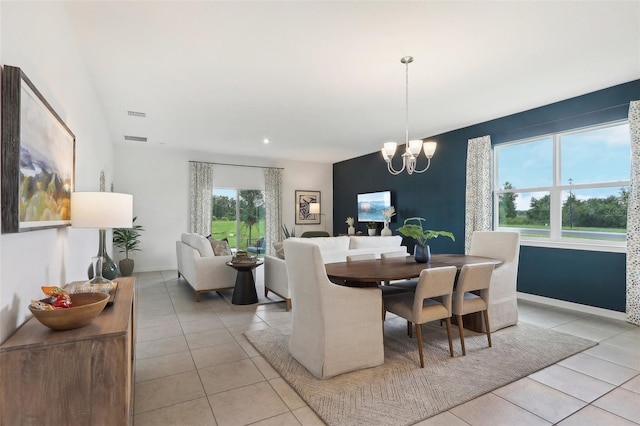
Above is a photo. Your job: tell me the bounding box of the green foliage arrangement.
[282,224,296,239]
[396,217,455,247]
[113,216,145,259]
[367,221,377,229]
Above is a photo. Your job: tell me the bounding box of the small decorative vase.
[119,258,135,277]
[414,244,431,263]
[368,228,377,236]
[348,225,355,235]
[381,221,392,236]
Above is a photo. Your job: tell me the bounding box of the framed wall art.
[295,190,321,225]
[1,65,75,233]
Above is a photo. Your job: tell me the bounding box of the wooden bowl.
[29,292,110,331]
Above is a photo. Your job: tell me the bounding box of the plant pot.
[414,245,431,263]
[368,228,377,236]
[119,258,135,277]
[348,226,355,235]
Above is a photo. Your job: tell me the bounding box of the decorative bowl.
[29,292,110,331]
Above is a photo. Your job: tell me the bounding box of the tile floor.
[133,270,640,426]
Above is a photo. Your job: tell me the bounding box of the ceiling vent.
[124,135,147,142]
[127,110,146,118]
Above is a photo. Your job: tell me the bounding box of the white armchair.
[469,231,520,331]
[284,239,384,379]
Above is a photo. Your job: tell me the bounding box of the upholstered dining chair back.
[412,266,457,324]
[346,253,375,262]
[380,251,409,260]
[469,231,520,331]
[283,239,384,379]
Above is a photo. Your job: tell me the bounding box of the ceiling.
[63,1,640,164]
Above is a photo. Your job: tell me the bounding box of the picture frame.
[295,190,321,225]
[1,65,76,233]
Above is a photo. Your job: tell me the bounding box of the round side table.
[225,260,264,305]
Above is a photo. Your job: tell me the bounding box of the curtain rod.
[189,160,284,170]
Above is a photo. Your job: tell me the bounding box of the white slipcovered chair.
[469,231,520,332]
[284,239,384,379]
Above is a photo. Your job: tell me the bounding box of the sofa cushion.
[349,235,402,249]
[182,233,215,257]
[209,238,232,256]
[273,241,285,259]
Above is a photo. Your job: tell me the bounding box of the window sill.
[520,238,626,253]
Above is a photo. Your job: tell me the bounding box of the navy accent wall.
[333,80,640,312]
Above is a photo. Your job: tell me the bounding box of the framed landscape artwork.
[1,65,75,233]
[295,190,320,225]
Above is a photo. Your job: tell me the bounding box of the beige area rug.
[217,285,284,306]
[245,317,597,426]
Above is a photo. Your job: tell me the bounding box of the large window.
[211,188,265,254]
[494,121,630,251]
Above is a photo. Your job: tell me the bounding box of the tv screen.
[357,191,392,223]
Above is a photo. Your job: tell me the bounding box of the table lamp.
[71,192,133,290]
[309,202,326,232]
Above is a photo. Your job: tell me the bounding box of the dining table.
[325,253,502,333]
[324,253,502,287]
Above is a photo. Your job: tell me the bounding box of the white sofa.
[265,235,406,311]
[175,233,237,301]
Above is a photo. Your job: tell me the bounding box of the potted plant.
[396,217,455,263]
[113,216,144,276]
[367,221,377,236]
[345,217,355,235]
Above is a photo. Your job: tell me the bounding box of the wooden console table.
[0,277,136,425]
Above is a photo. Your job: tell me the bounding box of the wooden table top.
[324,254,502,284]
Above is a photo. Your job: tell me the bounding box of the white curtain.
[465,135,493,254]
[189,161,215,236]
[264,168,283,256]
[627,100,640,325]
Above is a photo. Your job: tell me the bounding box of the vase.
[88,229,118,280]
[381,221,392,236]
[414,244,431,263]
[348,225,355,235]
[119,258,135,277]
[368,228,377,236]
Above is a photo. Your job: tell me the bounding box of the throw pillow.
[208,237,232,256]
[273,241,285,259]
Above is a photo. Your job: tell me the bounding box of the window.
[211,188,265,255]
[494,121,630,251]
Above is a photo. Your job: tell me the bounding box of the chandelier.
[381,56,437,175]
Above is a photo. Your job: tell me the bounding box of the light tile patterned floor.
[133,270,640,426]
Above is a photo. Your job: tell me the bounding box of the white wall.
[113,143,333,272]
[0,2,114,341]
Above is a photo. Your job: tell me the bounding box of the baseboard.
[517,292,627,322]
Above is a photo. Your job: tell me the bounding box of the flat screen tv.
[357,190,392,223]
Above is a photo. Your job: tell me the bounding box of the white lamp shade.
[408,139,423,155]
[71,192,133,228]
[383,142,397,157]
[423,141,437,157]
[309,202,320,214]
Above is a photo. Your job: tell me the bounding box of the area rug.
[218,284,284,306]
[245,317,597,426]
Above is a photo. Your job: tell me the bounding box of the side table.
[226,260,264,305]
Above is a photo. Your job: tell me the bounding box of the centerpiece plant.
[396,217,455,263]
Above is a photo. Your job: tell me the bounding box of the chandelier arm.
[386,158,405,175]
[411,157,432,174]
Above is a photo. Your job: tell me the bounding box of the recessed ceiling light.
[263,138,270,144]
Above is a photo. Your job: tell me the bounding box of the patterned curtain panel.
[264,168,283,256]
[627,100,640,325]
[464,135,493,254]
[189,161,215,236]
